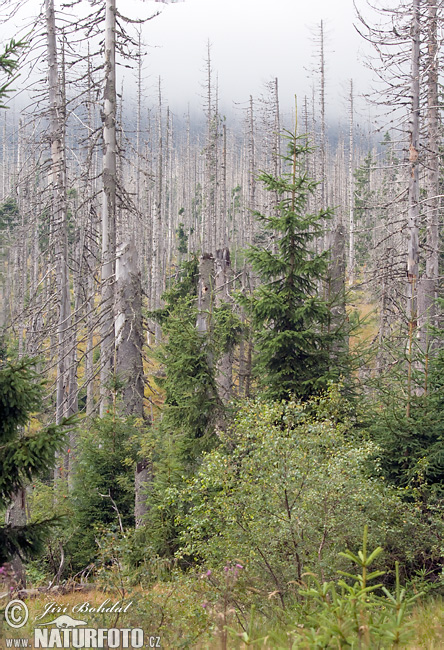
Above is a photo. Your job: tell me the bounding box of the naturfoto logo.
[4,599,160,649]
[34,626,145,649]
[32,599,146,648]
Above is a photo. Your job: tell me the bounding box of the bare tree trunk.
[238,267,252,398]
[134,458,151,529]
[273,77,281,180]
[1,114,6,200]
[85,48,98,417]
[115,239,144,416]
[247,95,256,248]
[319,20,326,212]
[100,0,118,414]
[114,239,148,527]
[150,80,163,343]
[220,123,227,248]
[5,490,27,588]
[418,0,439,359]
[215,248,232,403]
[406,0,421,415]
[46,0,77,489]
[203,43,218,254]
[47,0,70,423]
[348,79,355,285]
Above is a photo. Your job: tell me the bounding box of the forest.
[0,0,444,647]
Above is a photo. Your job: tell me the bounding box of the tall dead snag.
[46,0,74,425]
[215,248,232,404]
[202,43,219,254]
[319,20,326,212]
[151,79,163,344]
[115,239,144,415]
[348,79,355,286]
[100,0,117,414]
[114,239,147,527]
[418,0,439,362]
[247,95,256,248]
[406,0,421,415]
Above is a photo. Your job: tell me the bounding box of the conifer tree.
[241,131,343,401]
[0,358,69,564]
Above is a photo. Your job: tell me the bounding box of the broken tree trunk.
[215,248,233,404]
[114,239,148,528]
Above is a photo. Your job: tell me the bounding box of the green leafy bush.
[175,388,440,604]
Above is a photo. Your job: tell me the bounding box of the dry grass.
[407,597,444,649]
[2,588,444,649]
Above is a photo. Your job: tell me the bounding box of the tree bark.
[115,239,148,528]
[5,489,27,588]
[348,79,355,286]
[100,0,117,415]
[406,0,421,413]
[115,239,144,416]
[418,0,439,356]
[215,248,232,403]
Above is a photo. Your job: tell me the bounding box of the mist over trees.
[0,0,443,646]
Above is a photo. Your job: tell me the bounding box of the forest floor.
[1,587,444,648]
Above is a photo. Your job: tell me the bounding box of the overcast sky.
[1,0,374,125]
[134,0,372,121]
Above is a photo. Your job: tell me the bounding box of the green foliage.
[365,348,444,502]
[175,389,439,603]
[26,478,73,579]
[284,528,420,648]
[140,260,225,558]
[204,529,424,648]
[0,358,70,563]
[213,302,243,356]
[0,520,62,567]
[176,220,188,255]
[151,255,199,325]
[240,131,342,401]
[150,257,221,459]
[0,357,43,443]
[67,414,139,570]
[0,197,19,231]
[0,38,25,108]
[155,305,219,455]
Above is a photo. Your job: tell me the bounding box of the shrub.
[175,387,441,604]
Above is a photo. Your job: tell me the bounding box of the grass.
[407,597,444,649]
[2,586,444,648]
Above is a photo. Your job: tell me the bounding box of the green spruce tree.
[0,358,70,564]
[241,131,343,401]
[139,259,221,557]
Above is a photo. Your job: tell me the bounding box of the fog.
[1,0,375,125]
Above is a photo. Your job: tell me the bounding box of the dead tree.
[100,0,118,414]
[215,248,232,403]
